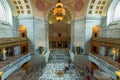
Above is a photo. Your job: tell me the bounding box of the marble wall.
[0,21,13,38]
[17,16,35,54]
[12,16,19,37]
[102,21,120,38]
[73,17,86,53]
[99,46,105,56]
[34,18,46,54]
[73,16,102,54]
[0,15,107,55]
[17,16,48,54]
[85,16,102,54]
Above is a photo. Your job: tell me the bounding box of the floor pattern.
[39,50,81,80]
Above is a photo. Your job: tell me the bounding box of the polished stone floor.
[39,50,81,80]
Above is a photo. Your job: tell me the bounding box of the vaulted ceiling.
[7,0,112,19]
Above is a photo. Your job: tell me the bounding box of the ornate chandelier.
[53,0,66,21]
[56,15,63,21]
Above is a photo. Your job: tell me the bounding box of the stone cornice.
[17,15,45,20]
[91,37,120,48]
[0,37,28,48]
[86,15,103,20]
[74,15,105,22]
[75,16,86,22]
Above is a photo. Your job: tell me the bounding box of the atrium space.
[0,0,120,80]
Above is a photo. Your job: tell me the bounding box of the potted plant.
[39,46,44,54]
[76,46,83,54]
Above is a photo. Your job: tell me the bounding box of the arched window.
[0,0,12,24]
[107,0,120,25]
[0,1,7,22]
[112,1,120,22]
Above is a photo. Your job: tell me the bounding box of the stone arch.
[107,0,119,25]
[0,0,12,25]
[18,25,27,37]
[44,3,75,21]
[92,25,101,38]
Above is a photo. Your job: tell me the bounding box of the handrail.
[0,53,31,80]
[89,53,119,71]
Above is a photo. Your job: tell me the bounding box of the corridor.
[39,50,81,80]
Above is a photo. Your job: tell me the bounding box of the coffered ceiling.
[7,0,112,18]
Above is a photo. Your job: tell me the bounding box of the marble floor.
[39,50,81,80]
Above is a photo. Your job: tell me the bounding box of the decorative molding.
[75,16,86,21]
[17,16,34,20]
[86,15,103,20]
[91,37,120,48]
[0,37,28,48]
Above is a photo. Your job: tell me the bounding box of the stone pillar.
[99,46,106,56]
[14,46,20,56]
[17,46,20,55]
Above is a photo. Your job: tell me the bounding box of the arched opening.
[49,21,71,49]
[92,26,101,38]
[48,8,72,49]
[0,0,12,24]
[107,0,120,24]
[18,25,27,37]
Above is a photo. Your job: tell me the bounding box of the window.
[0,1,12,24]
[0,1,7,22]
[112,1,120,22]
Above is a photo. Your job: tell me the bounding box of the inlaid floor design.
[39,50,81,80]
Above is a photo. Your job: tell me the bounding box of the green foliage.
[75,46,83,54]
[76,46,81,54]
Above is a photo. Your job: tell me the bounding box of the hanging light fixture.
[56,15,63,21]
[53,0,66,21]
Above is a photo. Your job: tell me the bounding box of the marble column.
[99,46,106,56]
[14,46,20,56]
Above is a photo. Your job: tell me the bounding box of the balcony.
[0,37,28,48]
[0,37,28,44]
[0,53,31,80]
[89,53,117,80]
[92,38,120,48]
[92,38,120,44]
[0,55,23,69]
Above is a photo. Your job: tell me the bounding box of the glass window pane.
[0,1,7,22]
[113,1,120,21]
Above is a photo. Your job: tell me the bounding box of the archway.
[18,25,27,37]
[48,8,71,49]
[92,26,101,38]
